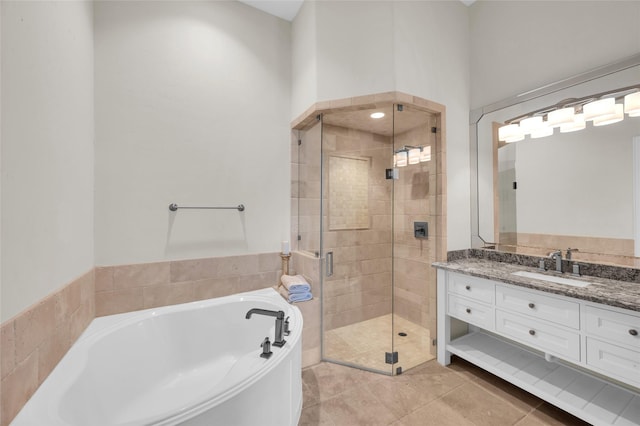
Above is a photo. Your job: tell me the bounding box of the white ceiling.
[238,0,476,22]
[238,0,304,21]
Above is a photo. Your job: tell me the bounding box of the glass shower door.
[391,104,438,372]
[320,105,395,374]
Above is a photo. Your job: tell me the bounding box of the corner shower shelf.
[447,331,640,426]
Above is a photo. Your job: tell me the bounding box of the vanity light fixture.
[408,148,421,165]
[497,84,640,142]
[625,91,640,117]
[370,112,385,119]
[395,150,408,167]
[593,103,624,126]
[519,116,544,134]
[420,146,431,162]
[498,123,524,142]
[531,122,554,138]
[583,97,616,122]
[393,145,432,167]
[560,113,586,133]
[547,107,575,127]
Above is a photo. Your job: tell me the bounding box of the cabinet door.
[586,337,640,388]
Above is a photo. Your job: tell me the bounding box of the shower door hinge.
[385,351,398,364]
[316,114,322,122]
[298,139,302,146]
[432,339,437,346]
[297,235,302,241]
[431,127,437,133]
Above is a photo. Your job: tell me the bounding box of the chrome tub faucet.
[245,308,287,347]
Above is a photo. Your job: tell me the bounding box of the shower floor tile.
[324,314,434,374]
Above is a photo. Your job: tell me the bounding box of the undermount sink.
[511,271,591,288]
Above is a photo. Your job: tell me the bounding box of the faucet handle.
[260,337,272,359]
[284,316,291,336]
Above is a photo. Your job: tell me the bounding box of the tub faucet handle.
[260,337,273,359]
[284,316,291,336]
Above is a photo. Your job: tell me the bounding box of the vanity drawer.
[448,273,494,304]
[585,305,640,350]
[448,294,494,330]
[495,310,580,362]
[495,285,580,329]
[586,337,640,388]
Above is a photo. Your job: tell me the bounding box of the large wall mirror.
[471,54,640,267]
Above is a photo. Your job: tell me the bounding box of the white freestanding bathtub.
[11,288,303,426]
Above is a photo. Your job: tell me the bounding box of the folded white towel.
[280,274,311,293]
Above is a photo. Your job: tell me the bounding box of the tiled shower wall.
[393,121,438,333]
[321,124,394,331]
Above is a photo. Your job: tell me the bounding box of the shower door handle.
[326,251,334,277]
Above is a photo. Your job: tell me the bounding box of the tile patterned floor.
[300,357,590,426]
[324,315,435,373]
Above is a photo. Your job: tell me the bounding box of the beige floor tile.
[321,386,399,426]
[301,359,587,426]
[439,381,528,426]
[393,398,476,426]
[299,402,336,426]
[514,403,591,426]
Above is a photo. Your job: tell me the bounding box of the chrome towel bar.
[169,203,245,212]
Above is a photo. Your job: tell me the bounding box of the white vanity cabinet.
[437,269,640,426]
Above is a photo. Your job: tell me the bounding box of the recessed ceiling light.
[370,112,385,119]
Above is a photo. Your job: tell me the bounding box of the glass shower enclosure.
[295,102,438,375]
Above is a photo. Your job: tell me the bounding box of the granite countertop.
[433,258,640,313]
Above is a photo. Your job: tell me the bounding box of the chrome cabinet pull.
[465,285,471,290]
[326,251,334,277]
[528,303,535,309]
[465,308,471,314]
[529,329,536,336]
[630,329,638,336]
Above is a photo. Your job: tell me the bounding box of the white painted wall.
[1,1,94,321]
[314,0,395,103]
[393,0,470,251]
[291,0,317,119]
[94,1,291,265]
[470,1,640,109]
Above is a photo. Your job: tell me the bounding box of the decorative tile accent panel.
[0,269,95,426]
[328,155,370,230]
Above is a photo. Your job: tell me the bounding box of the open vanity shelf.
[436,267,640,426]
[448,331,640,426]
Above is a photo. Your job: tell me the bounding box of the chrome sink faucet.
[549,250,562,273]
